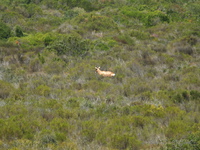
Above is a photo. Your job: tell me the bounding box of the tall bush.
[15,25,24,37]
[0,22,11,39]
[47,34,91,56]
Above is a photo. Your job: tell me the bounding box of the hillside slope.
[0,0,200,149]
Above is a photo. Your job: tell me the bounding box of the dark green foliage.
[65,9,79,20]
[190,90,200,100]
[0,22,11,39]
[171,90,200,103]
[47,35,90,56]
[92,40,111,51]
[66,98,80,108]
[15,25,24,37]
[44,35,53,47]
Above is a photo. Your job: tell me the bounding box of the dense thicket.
[0,0,200,149]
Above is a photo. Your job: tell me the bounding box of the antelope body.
[95,67,115,77]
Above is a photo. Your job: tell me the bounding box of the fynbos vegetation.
[0,0,200,149]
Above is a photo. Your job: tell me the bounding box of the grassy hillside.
[0,0,200,149]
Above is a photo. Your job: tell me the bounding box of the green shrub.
[47,34,90,56]
[56,108,75,119]
[50,118,71,133]
[43,59,66,74]
[55,132,67,142]
[171,90,190,103]
[92,40,110,51]
[83,80,112,93]
[127,0,155,5]
[44,35,54,47]
[145,11,170,26]
[32,15,63,31]
[29,57,42,72]
[130,29,150,40]
[40,131,57,145]
[73,13,118,32]
[24,3,43,18]
[170,90,200,103]
[65,9,78,19]
[0,114,37,140]
[174,44,194,55]
[0,80,14,99]
[167,132,200,150]
[61,0,93,11]
[166,120,190,139]
[167,139,193,150]
[110,133,141,150]
[186,2,200,22]
[165,106,186,119]
[95,116,143,149]
[144,104,166,117]
[0,10,24,26]
[9,33,50,48]
[35,85,51,97]
[37,53,45,64]
[64,7,85,20]
[15,25,23,37]
[113,33,135,45]
[0,22,11,39]
[187,131,200,150]
[66,97,80,108]
[182,72,200,85]
[91,39,117,51]
[121,6,169,26]
[81,120,100,143]
[190,90,200,101]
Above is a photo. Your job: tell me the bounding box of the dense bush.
[73,13,118,32]
[0,80,14,99]
[47,34,91,56]
[167,132,200,150]
[14,25,24,37]
[121,6,169,26]
[0,22,11,39]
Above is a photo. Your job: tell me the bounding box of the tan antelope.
[95,67,115,77]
